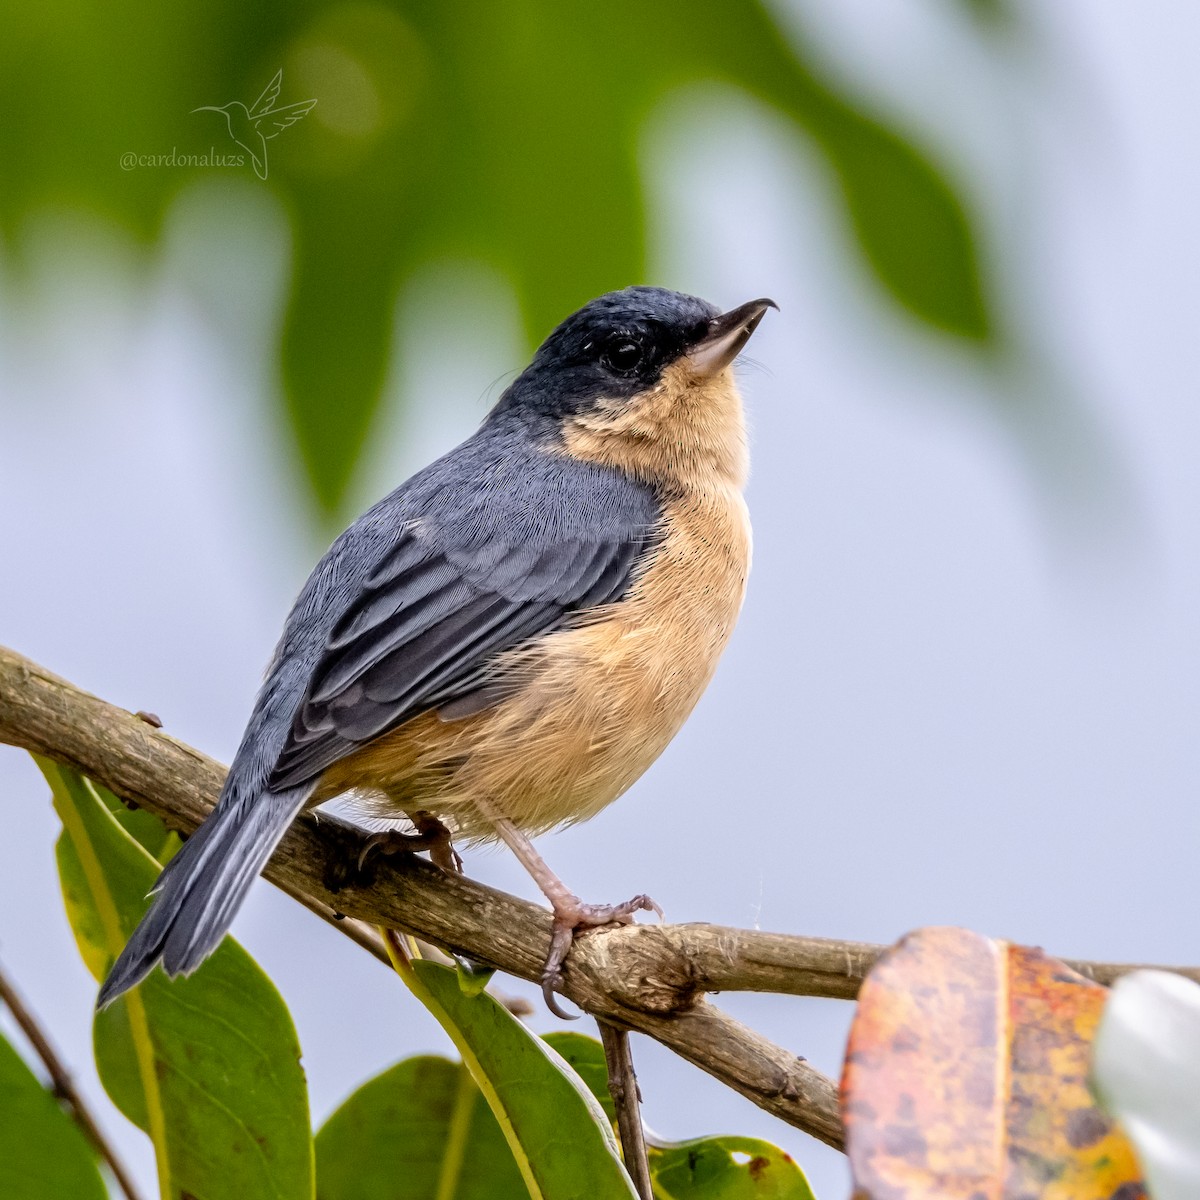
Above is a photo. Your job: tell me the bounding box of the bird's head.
[496,286,776,488]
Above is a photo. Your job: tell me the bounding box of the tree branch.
[599,1022,653,1200]
[2,645,1196,1153]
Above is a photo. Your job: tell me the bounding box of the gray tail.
[97,785,311,1008]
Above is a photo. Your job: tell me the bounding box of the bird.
[98,285,775,1013]
[193,70,316,181]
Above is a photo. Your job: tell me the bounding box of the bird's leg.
[357,811,463,874]
[473,798,661,1016]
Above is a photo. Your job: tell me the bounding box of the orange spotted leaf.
[840,926,1145,1200]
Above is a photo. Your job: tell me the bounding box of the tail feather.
[97,786,312,1008]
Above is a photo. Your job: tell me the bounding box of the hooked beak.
[684,298,778,379]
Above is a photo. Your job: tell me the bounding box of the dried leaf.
[841,926,1145,1200]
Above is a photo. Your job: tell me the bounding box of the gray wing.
[267,527,653,790]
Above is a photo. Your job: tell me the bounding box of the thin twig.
[599,1022,654,1200]
[0,960,148,1200]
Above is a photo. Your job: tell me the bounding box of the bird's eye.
[600,336,645,375]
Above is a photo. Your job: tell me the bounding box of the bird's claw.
[540,893,661,1018]
[542,923,579,1019]
[355,820,463,876]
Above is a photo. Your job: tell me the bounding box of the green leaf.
[543,1031,617,1123]
[0,1032,107,1200]
[316,1035,617,1199]
[454,958,495,997]
[315,1054,528,1200]
[394,953,637,1200]
[95,781,180,864]
[650,1137,815,1200]
[319,1027,816,1200]
[40,757,315,1200]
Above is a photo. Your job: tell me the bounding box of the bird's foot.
[465,796,661,1017]
[542,893,663,1019]
[356,814,463,876]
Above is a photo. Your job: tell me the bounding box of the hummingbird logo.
[193,70,316,180]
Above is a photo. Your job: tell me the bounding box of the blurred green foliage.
[958,0,1017,31]
[0,1,993,519]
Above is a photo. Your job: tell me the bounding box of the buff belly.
[315,487,750,842]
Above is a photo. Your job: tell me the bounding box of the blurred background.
[1,1,1197,1195]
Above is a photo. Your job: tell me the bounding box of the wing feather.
[267,526,654,791]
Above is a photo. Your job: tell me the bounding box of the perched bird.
[99,286,774,1011]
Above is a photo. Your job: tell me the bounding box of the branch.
[0,958,148,1200]
[2,645,1197,1152]
[599,1022,653,1200]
